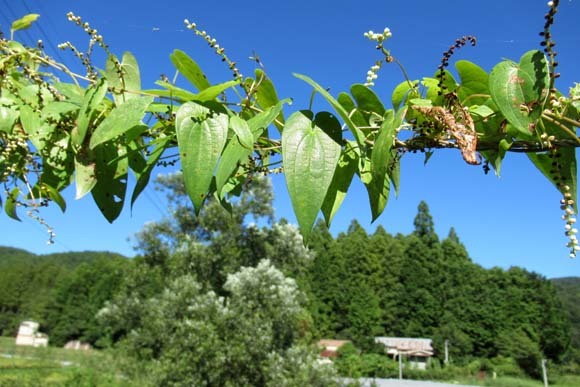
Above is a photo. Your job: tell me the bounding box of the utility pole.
[542,358,549,387]
[444,340,449,365]
[399,353,403,380]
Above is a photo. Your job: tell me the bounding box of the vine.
[0,2,578,255]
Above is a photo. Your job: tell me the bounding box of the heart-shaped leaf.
[282,111,341,239]
[89,96,153,149]
[489,50,549,137]
[175,102,228,214]
[170,49,211,92]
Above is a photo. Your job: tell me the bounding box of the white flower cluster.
[560,185,579,258]
[365,63,382,87]
[363,27,393,43]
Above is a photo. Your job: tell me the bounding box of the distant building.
[64,340,92,351]
[15,321,48,348]
[375,337,434,370]
[317,339,351,359]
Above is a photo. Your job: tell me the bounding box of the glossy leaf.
[529,148,577,212]
[175,102,229,214]
[282,111,341,239]
[365,109,401,220]
[255,69,284,130]
[247,99,290,133]
[149,81,198,101]
[74,153,97,199]
[90,96,153,149]
[170,49,211,91]
[392,80,418,111]
[294,73,364,147]
[456,60,490,106]
[11,14,39,33]
[91,143,128,223]
[5,188,21,221]
[20,105,53,151]
[337,92,367,128]
[489,50,549,137]
[0,106,18,133]
[74,78,108,147]
[131,136,172,208]
[371,110,395,186]
[321,142,358,225]
[230,116,254,149]
[351,84,385,117]
[195,79,240,102]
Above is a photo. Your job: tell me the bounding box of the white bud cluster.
[560,185,578,258]
[363,27,393,42]
[540,132,556,148]
[183,19,242,81]
[364,63,382,87]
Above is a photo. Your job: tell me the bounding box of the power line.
[22,0,68,64]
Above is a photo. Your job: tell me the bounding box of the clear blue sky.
[1,0,579,278]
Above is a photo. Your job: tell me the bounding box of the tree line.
[0,174,576,384]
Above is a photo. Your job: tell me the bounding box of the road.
[344,378,478,387]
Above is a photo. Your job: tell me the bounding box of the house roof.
[374,337,434,356]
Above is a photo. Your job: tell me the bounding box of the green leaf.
[392,80,418,111]
[360,153,390,223]
[91,143,128,223]
[282,111,341,239]
[195,79,240,102]
[351,84,385,117]
[74,153,97,199]
[11,14,40,34]
[5,188,21,221]
[469,105,495,118]
[294,73,365,147]
[371,110,395,186]
[230,116,254,149]
[74,78,108,147]
[0,106,18,133]
[89,96,153,149]
[175,102,229,214]
[489,50,550,137]
[131,136,171,209]
[246,98,291,133]
[151,81,198,101]
[528,148,577,212]
[170,49,211,91]
[44,185,66,213]
[104,51,141,105]
[337,92,367,128]
[456,60,490,106]
[321,141,358,225]
[20,105,53,151]
[255,69,284,130]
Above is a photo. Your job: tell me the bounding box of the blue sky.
[1,0,579,278]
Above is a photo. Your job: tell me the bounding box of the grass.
[0,336,134,386]
[453,374,580,387]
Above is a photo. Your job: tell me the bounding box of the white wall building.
[15,321,49,347]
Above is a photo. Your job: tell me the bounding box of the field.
[0,337,134,386]
[2,337,580,386]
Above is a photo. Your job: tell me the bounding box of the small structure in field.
[317,339,351,359]
[64,340,92,351]
[15,321,48,347]
[375,337,434,370]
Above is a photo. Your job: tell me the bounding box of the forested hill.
[0,246,127,268]
[552,277,580,353]
[0,247,129,340]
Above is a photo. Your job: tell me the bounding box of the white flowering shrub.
[100,260,333,386]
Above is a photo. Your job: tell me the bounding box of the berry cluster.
[437,35,477,94]
[184,19,242,82]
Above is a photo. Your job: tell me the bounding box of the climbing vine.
[0,1,578,254]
